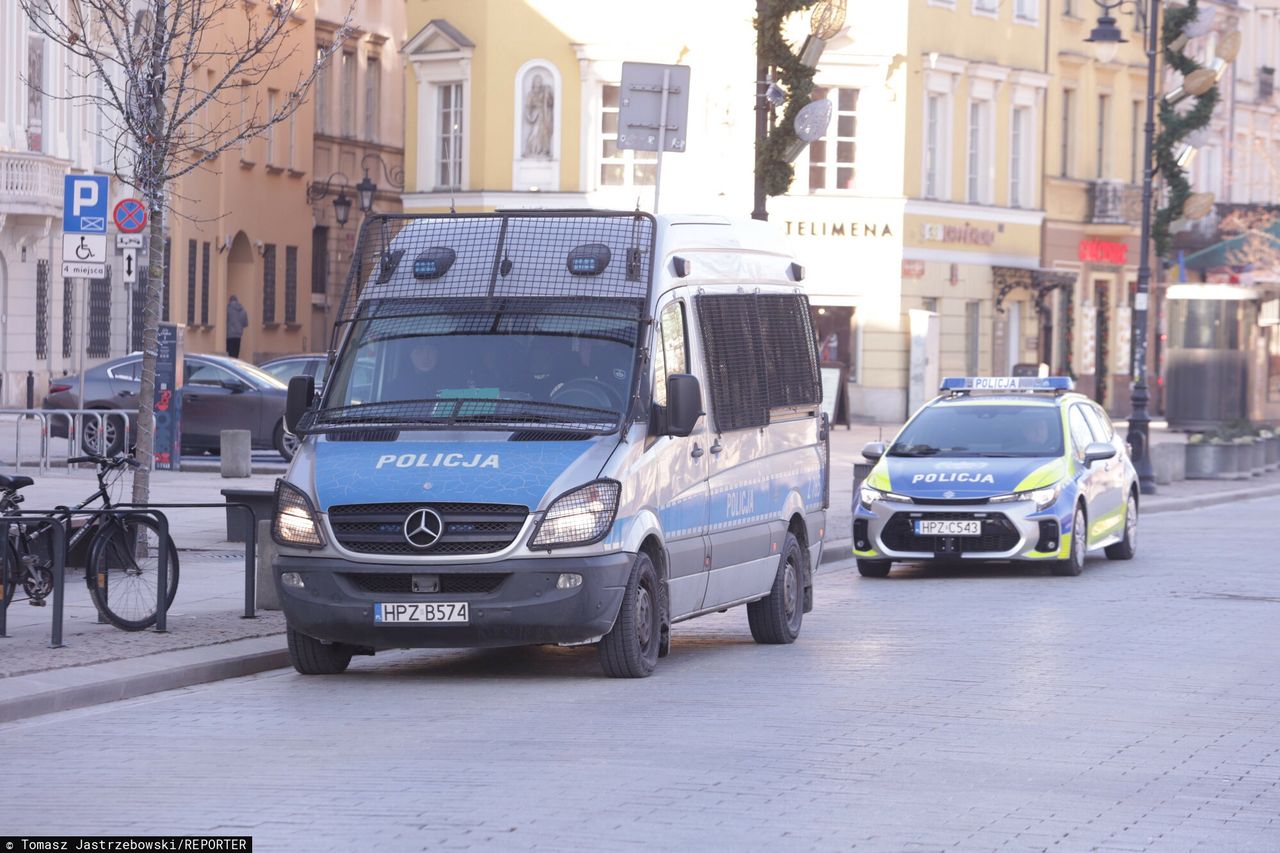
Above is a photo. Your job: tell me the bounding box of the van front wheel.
[598,551,661,678]
[287,627,353,675]
[748,533,804,644]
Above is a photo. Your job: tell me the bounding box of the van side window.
[653,301,688,406]
[696,293,820,431]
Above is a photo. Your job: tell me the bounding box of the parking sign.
[63,175,110,234]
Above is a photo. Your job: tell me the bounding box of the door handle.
[690,443,704,459]
[710,439,723,455]
[116,390,131,397]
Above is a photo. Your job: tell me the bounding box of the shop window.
[599,84,656,188]
[809,87,858,191]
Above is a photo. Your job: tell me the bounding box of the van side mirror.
[1084,441,1117,467]
[861,441,886,462]
[664,374,703,437]
[285,375,315,434]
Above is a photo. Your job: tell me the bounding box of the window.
[973,0,997,13]
[1068,405,1094,457]
[340,51,356,138]
[965,301,981,375]
[26,18,45,152]
[312,227,329,296]
[186,240,197,326]
[967,101,987,203]
[266,89,279,164]
[285,246,299,324]
[1060,89,1074,177]
[287,112,296,169]
[1130,100,1141,184]
[131,282,145,353]
[1096,94,1110,178]
[925,94,942,199]
[364,56,381,142]
[186,361,239,387]
[600,84,656,187]
[36,261,49,360]
[652,301,688,407]
[1015,0,1038,22]
[88,272,112,358]
[315,46,330,135]
[437,82,463,189]
[808,87,858,191]
[1010,107,1026,207]
[1084,403,1115,441]
[95,76,112,167]
[201,242,211,325]
[262,244,277,324]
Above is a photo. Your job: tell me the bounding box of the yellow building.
[397,1,1126,421]
[166,2,319,362]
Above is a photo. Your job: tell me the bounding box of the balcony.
[0,151,70,218]
[1088,179,1141,226]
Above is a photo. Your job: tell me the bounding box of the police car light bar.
[939,376,1074,393]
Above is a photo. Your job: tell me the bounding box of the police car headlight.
[531,480,621,549]
[990,483,1062,510]
[272,480,325,548]
[859,486,909,507]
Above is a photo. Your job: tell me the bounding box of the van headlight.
[272,480,325,548]
[531,480,621,549]
[989,482,1063,510]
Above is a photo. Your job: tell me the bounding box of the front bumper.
[853,498,1069,562]
[274,552,634,650]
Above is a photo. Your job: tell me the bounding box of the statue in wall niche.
[522,72,554,159]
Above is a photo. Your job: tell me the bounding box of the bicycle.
[1,454,179,631]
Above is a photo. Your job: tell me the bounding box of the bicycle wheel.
[2,538,16,610]
[87,515,180,631]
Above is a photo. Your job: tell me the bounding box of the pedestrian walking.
[226,295,248,358]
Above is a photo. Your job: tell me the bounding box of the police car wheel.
[1105,493,1138,561]
[287,627,353,675]
[748,533,804,644]
[857,559,891,578]
[599,551,660,678]
[1052,506,1087,577]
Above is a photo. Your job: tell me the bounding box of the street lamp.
[307,172,354,224]
[332,189,353,226]
[1086,0,1159,495]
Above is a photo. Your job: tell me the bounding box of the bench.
[220,487,275,543]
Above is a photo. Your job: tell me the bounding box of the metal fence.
[0,408,139,471]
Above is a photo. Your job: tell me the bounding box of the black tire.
[81,412,125,457]
[1,539,17,610]
[1052,505,1087,577]
[87,515,180,631]
[857,559,892,578]
[748,532,805,644]
[287,627,353,675]
[1105,492,1138,560]
[599,551,661,678]
[274,420,298,462]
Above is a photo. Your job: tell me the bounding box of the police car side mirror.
[664,374,703,437]
[285,375,315,434]
[861,441,886,462]
[1084,442,1116,467]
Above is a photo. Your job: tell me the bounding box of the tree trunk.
[129,178,165,506]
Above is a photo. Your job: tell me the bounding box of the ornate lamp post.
[307,173,354,225]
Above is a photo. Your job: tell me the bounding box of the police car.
[853,377,1138,577]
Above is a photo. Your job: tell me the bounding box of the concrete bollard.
[220,429,253,478]
[1151,443,1185,486]
[255,519,281,611]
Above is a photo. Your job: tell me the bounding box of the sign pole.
[654,68,671,215]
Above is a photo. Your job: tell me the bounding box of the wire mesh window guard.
[696,293,821,432]
[201,242,211,325]
[36,260,49,360]
[61,278,73,359]
[131,283,145,352]
[185,240,197,325]
[87,268,111,357]
[263,244,277,324]
[285,246,299,324]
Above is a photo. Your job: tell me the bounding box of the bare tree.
[20,0,349,504]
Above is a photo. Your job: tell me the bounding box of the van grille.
[345,573,508,595]
[880,512,1019,554]
[327,502,528,556]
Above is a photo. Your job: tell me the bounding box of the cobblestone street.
[3,497,1278,851]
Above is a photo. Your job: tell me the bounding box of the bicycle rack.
[114,502,259,619]
[0,508,169,644]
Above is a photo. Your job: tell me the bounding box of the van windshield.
[888,403,1065,458]
[313,297,642,433]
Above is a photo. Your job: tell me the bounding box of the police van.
[272,211,829,678]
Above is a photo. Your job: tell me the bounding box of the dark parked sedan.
[258,353,328,389]
[45,353,296,460]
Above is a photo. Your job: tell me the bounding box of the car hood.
[310,438,601,512]
[870,455,1068,499]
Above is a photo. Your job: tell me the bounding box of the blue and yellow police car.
[853,377,1138,577]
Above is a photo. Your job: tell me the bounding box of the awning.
[1182,220,1280,271]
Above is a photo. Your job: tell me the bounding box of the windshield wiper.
[888,444,943,457]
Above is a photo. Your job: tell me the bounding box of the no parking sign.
[113,198,148,233]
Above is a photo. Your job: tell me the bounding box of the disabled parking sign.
[63,175,109,234]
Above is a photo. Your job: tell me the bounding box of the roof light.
[412,247,456,280]
[567,243,611,276]
[939,376,1074,392]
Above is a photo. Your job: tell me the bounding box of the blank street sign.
[616,62,691,153]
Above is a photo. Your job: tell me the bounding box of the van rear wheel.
[598,551,660,678]
[287,627,353,675]
[748,533,804,644]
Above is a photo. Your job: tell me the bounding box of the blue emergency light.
[940,376,1074,392]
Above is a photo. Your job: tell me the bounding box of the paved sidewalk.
[2,430,1278,724]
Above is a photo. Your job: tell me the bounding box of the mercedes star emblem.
[403,507,444,549]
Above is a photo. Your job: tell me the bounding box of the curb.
[0,635,288,725]
[1142,482,1280,515]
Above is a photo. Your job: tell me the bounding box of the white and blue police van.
[272,211,829,677]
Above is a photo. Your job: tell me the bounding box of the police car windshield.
[889,403,1064,458]
[319,297,641,428]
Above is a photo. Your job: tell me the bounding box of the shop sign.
[921,222,996,246]
[901,260,925,278]
[784,220,894,238]
[1078,238,1128,265]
